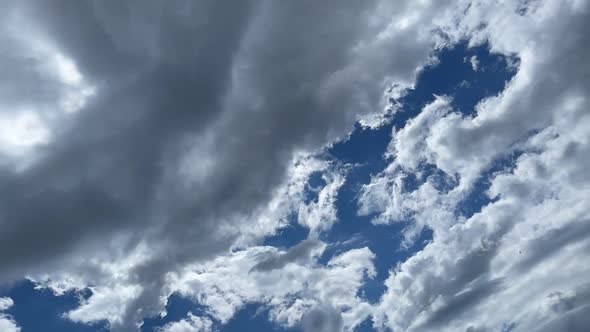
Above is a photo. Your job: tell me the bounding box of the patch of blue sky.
[315,42,518,308]
[263,213,310,249]
[307,170,328,193]
[219,303,297,332]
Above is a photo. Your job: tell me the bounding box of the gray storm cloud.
[0,0,435,330]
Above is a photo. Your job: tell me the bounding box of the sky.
[0,1,589,332]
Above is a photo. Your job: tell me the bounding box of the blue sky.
[0,1,589,332]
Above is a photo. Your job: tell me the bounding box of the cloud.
[251,239,324,272]
[66,283,142,327]
[531,283,590,332]
[156,313,213,332]
[169,244,375,330]
[467,55,479,71]
[301,304,343,332]
[2,0,587,331]
[0,297,20,332]
[357,0,590,331]
[0,0,442,330]
[0,298,13,311]
[297,170,346,233]
[0,317,20,332]
[358,96,459,244]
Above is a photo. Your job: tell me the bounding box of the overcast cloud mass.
[0,0,588,331]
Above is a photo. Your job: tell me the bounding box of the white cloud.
[469,55,479,71]
[66,284,143,328]
[168,244,375,331]
[0,318,20,332]
[0,110,50,156]
[297,169,346,233]
[233,153,333,246]
[157,313,213,332]
[0,297,20,332]
[359,96,461,244]
[28,155,354,330]
[0,297,14,311]
[388,95,452,172]
[359,0,590,331]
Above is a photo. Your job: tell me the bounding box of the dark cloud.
[0,0,434,330]
[0,0,257,278]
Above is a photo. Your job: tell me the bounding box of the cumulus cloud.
[168,243,375,330]
[0,297,20,332]
[297,170,347,233]
[156,313,213,332]
[358,0,590,331]
[358,96,460,243]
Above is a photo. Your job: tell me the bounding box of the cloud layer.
[0,0,588,331]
